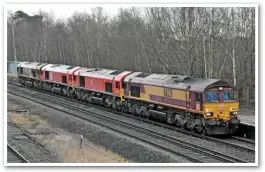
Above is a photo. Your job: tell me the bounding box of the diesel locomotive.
[16,61,240,135]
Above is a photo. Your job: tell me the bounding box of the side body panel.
[124,81,200,113]
[20,67,32,78]
[85,76,105,92]
[51,72,63,83]
[140,84,191,109]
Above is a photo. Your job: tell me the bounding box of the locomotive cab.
[203,87,240,135]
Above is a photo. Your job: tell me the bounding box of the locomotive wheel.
[134,110,139,116]
[120,106,126,113]
[62,88,67,96]
[77,91,82,100]
[69,90,74,98]
[181,123,186,130]
[190,127,195,133]
[131,109,136,116]
[104,99,108,108]
[51,86,55,94]
[104,97,112,108]
[87,95,92,103]
[201,128,207,136]
[166,114,173,124]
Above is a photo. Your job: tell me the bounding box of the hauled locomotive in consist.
[16,61,240,135]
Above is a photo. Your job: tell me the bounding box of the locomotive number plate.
[164,88,173,98]
[219,105,224,113]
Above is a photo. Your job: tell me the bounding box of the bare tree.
[7,7,256,106]
[7,11,17,61]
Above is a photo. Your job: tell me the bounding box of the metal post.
[80,135,83,148]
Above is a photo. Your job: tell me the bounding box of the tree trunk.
[232,45,237,86]
[20,44,23,61]
[96,21,101,68]
[208,7,214,78]
[141,42,152,73]
[231,8,237,86]
[58,34,62,64]
[11,25,17,61]
[43,27,47,63]
[85,44,91,67]
[203,37,207,78]
[74,40,79,65]
[24,22,29,61]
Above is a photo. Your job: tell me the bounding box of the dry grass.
[7,73,18,78]
[40,135,130,163]
[9,112,130,163]
[9,112,47,128]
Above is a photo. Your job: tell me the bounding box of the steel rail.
[7,144,30,163]
[230,136,255,145]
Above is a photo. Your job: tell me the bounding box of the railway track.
[230,136,255,145]
[7,81,255,153]
[7,84,252,163]
[7,144,29,163]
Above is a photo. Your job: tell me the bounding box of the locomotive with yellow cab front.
[122,73,240,135]
[203,86,240,135]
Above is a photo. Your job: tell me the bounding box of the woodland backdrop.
[7,7,256,107]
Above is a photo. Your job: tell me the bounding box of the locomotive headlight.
[206,112,214,117]
[230,111,238,115]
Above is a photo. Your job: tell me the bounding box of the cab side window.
[19,67,23,74]
[45,71,49,80]
[32,69,36,77]
[116,82,120,89]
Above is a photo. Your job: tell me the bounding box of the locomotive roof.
[42,64,80,73]
[78,68,115,77]
[164,78,232,92]
[125,72,232,92]
[123,72,144,82]
[74,67,98,75]
[78,68,129,78]
[18,62,46,69]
